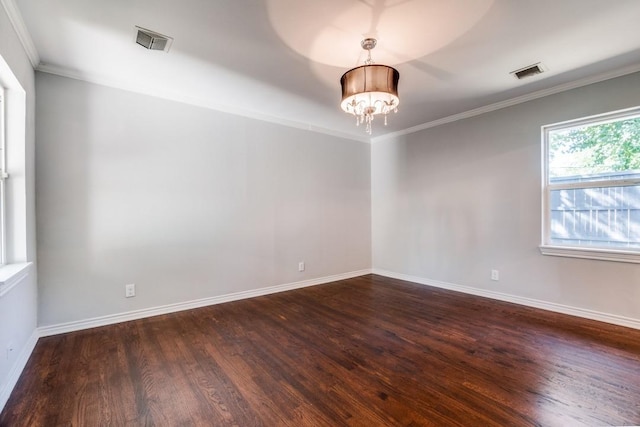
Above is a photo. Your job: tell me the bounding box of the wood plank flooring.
[2,274,640,426]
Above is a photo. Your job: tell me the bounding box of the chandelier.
[340,38,400,135]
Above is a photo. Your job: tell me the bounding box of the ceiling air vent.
[134,26,173,52]
[510,63,545,80]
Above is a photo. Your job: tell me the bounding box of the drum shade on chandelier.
[340,38,400,135]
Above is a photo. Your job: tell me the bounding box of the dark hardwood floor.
[2,274,640,426]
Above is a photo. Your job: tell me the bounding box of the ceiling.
[10,0,640,141]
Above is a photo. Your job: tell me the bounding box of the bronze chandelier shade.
[339,39,400,134]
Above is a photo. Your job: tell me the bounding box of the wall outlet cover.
[125,283,136,298]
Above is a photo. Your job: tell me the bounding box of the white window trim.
[539,245,640,263]
[540,105,640,263]
[0,53,29,291]
[0,261,31,298]
[0,86,5,265]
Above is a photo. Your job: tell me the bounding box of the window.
[541,106,640,262]
[0,54,31,295]
[0,86,5,265]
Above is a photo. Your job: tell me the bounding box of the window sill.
[0,262,32,298]
[539,245,640,264]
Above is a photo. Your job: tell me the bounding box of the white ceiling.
[10,0,640,140]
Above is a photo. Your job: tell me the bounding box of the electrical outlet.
[491,270,499,281]
[298,261,305,272]
[125,283,136,298]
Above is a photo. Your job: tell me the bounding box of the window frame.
[540,106,640,263]
[0,53,31,298]
[0,86,5,265]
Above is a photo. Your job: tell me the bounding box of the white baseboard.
[1,269,371,413]
[0,329,39,412]
[38,269,373,337]
[15,267,638,416]
[372,269,640,330]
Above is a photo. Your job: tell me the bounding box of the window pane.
[550,184,640,248]
[549,115,640,180]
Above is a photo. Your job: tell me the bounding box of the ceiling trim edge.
[371,62,640,144]
[1,0,39,68]
[36,63,370,144]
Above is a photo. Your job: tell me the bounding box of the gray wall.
[372,71,640,321]
[35,73,372,326]
[0,5,38,407]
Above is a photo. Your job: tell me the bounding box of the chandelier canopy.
[340,38,399,135]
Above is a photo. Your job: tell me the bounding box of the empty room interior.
[1,0,640,425]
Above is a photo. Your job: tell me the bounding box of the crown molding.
[1,0,39,68]
[36,63,370,144]
[371,62,640,143]
[29,30,640,147]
